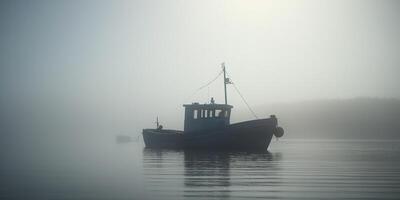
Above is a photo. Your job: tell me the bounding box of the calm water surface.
[1,139,400,199]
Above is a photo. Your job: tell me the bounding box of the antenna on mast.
[222,62,232,105]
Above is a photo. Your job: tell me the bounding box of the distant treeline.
[237,98,400,139]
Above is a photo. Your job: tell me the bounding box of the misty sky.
[1,0,399,129]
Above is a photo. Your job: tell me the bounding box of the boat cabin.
[183,102,233,133]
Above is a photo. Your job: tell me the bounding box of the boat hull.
[142,118,277,150]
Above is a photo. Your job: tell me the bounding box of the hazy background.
[1,0,400,140]
[1,1,400,199]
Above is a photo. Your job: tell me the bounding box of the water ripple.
[142,140,400,199]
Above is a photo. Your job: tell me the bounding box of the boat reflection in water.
[142,148,282,200]
[183,150,231,199]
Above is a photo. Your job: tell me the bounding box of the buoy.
[273,126,284,138]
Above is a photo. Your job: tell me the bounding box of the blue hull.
[143,118,277,150]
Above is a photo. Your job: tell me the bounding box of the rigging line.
[225,70,258,119]
[231,83,259,119]
[184,70,223,102]
[196,70,223,91]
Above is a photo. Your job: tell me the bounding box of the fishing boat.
[142,64,284,150]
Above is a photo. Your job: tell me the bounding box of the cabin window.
[215,109,220,118]
[193,110,198,119]
[216,109,226,118]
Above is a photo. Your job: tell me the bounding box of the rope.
[225,71,259,119]
[196,70,223,91]
[184,70,223,102]
[184,66,259,120]
[231,83,259,119]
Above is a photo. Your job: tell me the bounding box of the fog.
[1,1,400,199]
[1,0,400,140]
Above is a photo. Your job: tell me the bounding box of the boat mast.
[222,63,228,105]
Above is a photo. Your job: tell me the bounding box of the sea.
[1,138,400,200]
